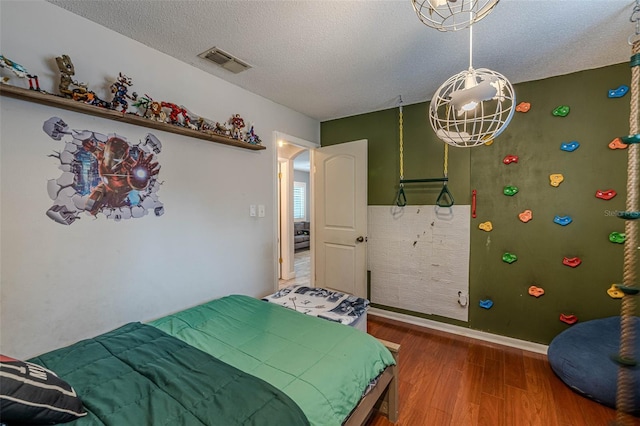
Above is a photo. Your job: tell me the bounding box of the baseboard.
[368,308,548,355]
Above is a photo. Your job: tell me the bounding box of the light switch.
[258,205,265,217]
[250,205,257,217]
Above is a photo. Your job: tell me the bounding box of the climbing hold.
[608,137,628,150]
[595,189,617,200]
[620,134,640,145]
[528,286,545,297]
[518,209,533,223]
[552,105,570,117]
[516,102,531,113]
[503,185,519,196]
[479,299,494,309]
[560,313,578,325]
[479,221,493,232]
[502,253,518,264]
[553,215,573,226]
[560,141,580,152]
[607,284,625,299]
[484,139,494,146]
[503,155,519,165]
[562,257,582,268]
[608,85,629,98]
[618,211,640,220]
[609,231,626,244]
[549,174,564,187]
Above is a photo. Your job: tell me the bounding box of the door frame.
[273,131,319,292]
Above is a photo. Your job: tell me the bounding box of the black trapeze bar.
[400,177,449,184]
[395,177,454,208]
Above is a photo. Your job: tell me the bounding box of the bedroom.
[1,0,638,425]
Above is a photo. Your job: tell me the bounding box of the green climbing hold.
[609,232,626,244]
[552,105,570,117]
[502,253,518,264]
[503,185,519,196]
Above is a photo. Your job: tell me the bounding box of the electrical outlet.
[258,205,265,217]
[250,205,257,217]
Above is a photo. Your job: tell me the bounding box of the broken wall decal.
[44,117,164,225]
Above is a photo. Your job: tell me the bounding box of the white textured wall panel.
[368,205,470,321]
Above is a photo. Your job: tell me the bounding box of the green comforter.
[151,294,396,426]
[30,322,309,426]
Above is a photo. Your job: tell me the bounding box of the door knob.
[356,236,366,243]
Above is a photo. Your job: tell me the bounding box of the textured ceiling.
[47,0,636,122]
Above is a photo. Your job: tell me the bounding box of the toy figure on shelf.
[160,101,190,126]
[0,54,41,91]
[55,54,110,107]
[132,94,163,121]
[213,121,231,137]
[245,124,262,145]
[229,113,246,140]
[110,72,137,113]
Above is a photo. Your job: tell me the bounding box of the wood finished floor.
[365,315,636,426]
[278,249,311,289]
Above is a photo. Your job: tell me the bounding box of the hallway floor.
[278,249,310,289]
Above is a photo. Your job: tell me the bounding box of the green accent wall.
[321,62,635,344]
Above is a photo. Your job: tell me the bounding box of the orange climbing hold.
[518,209,533,223]
[608,137,628,150]
[528,286,544,297]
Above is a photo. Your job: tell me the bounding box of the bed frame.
[345,339,400,425]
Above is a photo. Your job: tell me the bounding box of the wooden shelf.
[0,84,266,151]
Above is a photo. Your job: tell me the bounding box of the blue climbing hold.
[479,299,494,309]
[608,85,629,98]
[554,215,573,226]
[560,141,580,152]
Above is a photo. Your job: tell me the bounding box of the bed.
[1,295,399,426]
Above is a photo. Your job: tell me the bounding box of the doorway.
[275,133,318,291]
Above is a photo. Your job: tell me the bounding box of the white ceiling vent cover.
[198,47,252,74]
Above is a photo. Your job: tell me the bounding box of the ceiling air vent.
[198,47,252,74]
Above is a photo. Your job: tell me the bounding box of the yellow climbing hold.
[607,284,624,299]
[549,173,564,187]
[479,221,493,232]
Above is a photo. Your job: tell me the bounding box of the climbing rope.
[615,14,640,425]
[396,97,407,206]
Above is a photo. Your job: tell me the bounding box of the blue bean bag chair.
[548,316,640,415]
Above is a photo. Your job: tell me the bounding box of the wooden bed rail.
[344,338,400,425]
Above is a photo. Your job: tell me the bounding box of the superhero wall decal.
[44,117,164,225]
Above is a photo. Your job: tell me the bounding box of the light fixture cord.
[469,24,474,70]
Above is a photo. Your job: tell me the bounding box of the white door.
[313,139,367,297]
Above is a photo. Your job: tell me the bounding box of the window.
[293,181,306,221]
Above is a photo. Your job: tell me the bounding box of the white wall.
[0,1,320,359]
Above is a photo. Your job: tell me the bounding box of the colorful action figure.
[55,54,110,107]
[110,72,137,113]
[229,114,246,140]
[161,101,190,126]
[0,54,41,90]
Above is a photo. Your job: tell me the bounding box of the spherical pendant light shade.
[411,0,500,32]
[429,67,515,147]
